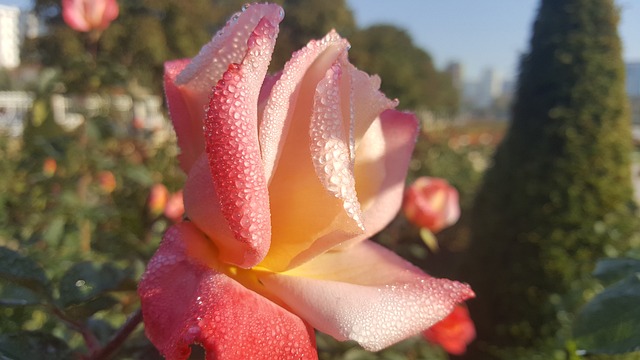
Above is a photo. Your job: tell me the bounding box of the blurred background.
[0,0,639,359]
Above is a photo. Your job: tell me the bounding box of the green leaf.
[0,331,71,360]
[0,283,42,307]
[58,262,128,308]
[0,247,51,300]
[42,217,65,246]
[63,295,119,321]
[124,165,153,186]
[593,258,640,285]
[573,274,640,355]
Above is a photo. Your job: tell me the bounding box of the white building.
[475,68,503,108]
[0,5,40,69]
[0,5,21,68]
[462,67,507,110]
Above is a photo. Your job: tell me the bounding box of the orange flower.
[97,171,116,193]
[423,304,476,355]
[403,177,460,233]
[148,184,169,216]
[43,157,57,177]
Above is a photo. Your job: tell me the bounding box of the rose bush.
[403,176,460,233]
[62,0,119,33]
[138,3,473,359]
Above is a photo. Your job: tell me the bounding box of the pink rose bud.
[43,157,57,177]
[163,190,184,223]
[423,304,476,355]
[403,176,460,233]
[62,0,119,32]
[148,184,169,217]
[97,170,116,193]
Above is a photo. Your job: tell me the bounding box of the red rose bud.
[97,171,116,193]
[164,190,184,223]
[148,184,169,216]
[403,176,460,233]
[43,157,57,177]
[423,304,476,355]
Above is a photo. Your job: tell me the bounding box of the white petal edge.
[258,240,474,351]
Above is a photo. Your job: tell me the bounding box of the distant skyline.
[347,0,640,81]
[3,0,639,82]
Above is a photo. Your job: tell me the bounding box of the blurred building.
[0,5,21,68]
[446,61,464,91]
[0,90,33,136]
[461,66,513,115]
[0,4,40,69]
[475,68,503,108]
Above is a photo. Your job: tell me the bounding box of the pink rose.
[62,0,119,32]
[138,4,473,359]
[403,176,461,233]
[163,190,184,223]
[148,184,169,217]
[423,304,476,355]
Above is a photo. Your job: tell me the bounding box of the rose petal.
[68,0,118,31]
[284,109,419,267]
[258,72,282,111]
[166,3,284,173]
[184,154,260,267]
[259,33,355,271]
[99,0,119,30]
[258,240,474,351]
[164,59,204,172]
[310,55,363,229]
[62,0,90,31]
[202,15,280,268]
[353,110,420,237]
[183,76,282,259]
[176,4,283,89]
[349,65,398,148]
[260,35,411,270]
[260,30,350,183]
[138,222,318,360]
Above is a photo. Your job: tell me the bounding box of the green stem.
[49,305,101,353]
[88,308,143,360]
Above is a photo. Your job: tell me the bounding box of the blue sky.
[3,0,639,82]
[347,0,640,81]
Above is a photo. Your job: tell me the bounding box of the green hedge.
[460,0,638,357]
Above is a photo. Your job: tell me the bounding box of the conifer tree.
[461,0,636,355]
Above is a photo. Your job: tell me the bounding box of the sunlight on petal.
[259,240,474,351]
